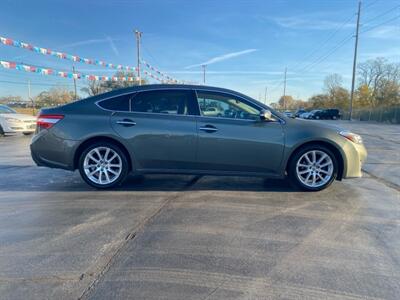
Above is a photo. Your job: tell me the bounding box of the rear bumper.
[30,130,78,170]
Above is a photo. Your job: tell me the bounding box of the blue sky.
[0,0,399,103]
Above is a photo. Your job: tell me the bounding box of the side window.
[196,91,260,120]
[98,93,133,111]
[131,90,193,115]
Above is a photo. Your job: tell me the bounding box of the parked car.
[307,109,322,119]
[0,104,36,136]
[312,109,341,120]
[203,107,223,117]
[299,111,311,119]
[31,84,367,191]
[284,111,294,118]
[295,109,306,118]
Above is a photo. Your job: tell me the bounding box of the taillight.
[37,114,64,129]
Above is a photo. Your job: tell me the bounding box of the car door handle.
[116,119,136,126]
[199,125,218,133]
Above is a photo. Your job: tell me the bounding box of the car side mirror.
[259,109,274,121]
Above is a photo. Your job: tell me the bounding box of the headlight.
[339,131,363,144]
[5,117,22,123]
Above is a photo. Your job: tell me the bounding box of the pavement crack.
[78,175,202,300]
[362,169,400,192]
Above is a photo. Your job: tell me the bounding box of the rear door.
[194,90,285,175]
[108,89,198,171]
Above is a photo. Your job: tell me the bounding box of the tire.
[23,132,33,136]
[288,145,338,191]
[0,126,4,137]
[78,142,129,189]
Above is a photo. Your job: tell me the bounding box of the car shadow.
[0,165,299,193]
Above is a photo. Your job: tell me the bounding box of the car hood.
[288,117,345,132]
[0,113,36,121]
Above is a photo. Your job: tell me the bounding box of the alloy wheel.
[295,150,333,188]
[83,146,122,185]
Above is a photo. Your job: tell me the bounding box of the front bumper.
[342,141,367,178]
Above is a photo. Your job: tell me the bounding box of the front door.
[195,90,285,175]
[110,89,198,171]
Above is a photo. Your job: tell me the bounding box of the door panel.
[111,112,197,170]
[196,118,284,174]
[110,89,198,171]
[194,90,284,175]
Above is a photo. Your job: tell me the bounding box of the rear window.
[131,90,194,115]
[98,93,134,111]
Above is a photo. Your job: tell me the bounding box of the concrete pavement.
[0,121,399,299]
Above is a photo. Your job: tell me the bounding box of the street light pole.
[202,65,206,84]
[135,30,142,85]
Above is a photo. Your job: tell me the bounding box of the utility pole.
[349,1,361,121]
[264,86,268,104]
[28,80,34,115]
[135,30,142,85]
[72,65,77,100]
[202,65,206,84]
[283,67,287,110]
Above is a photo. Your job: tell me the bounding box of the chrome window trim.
[94,86,285,124]
[194,88,285,124]
[95,87,196,118]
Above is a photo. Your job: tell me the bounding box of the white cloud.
[59,38,114,48]
[364,25,400,39]
[269,16,354,30]
[106,36,119,56]
[185,49,258,69]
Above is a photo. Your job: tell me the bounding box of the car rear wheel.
[0,126,4,136]
[78,142,129,189]
[288,145,338,191]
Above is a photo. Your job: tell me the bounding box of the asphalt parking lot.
[0,120,399,300]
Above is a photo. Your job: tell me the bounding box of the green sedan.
[30,84,367,191]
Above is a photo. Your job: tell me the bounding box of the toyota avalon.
[30,84,367,191]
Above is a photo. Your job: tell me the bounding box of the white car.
[0,104,36,136]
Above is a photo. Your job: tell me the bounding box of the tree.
[81,71,147,96]
[323,74,349,110]
[278,95,294,110]
[34,87,75,107]
[357,58,400,107]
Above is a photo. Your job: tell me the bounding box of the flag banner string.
[141,59,180,83]
[0,60,139,82]
[143,70,164,82]
[0,35,137,72]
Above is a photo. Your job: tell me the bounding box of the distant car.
[284,111,294,118]
[31,84,367,191]
[295,109,307,118]
[308,110,322,119]
[299,112,310,119]
[203,107,223,117]
[0,104,36,136]
[313,109,341,120]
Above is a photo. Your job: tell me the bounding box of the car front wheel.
[78,142,129,189]
[289,145,338,191]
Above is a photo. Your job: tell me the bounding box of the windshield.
[0,105,17,114]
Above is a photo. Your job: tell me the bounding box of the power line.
[295,34,354,74]
[290,14,355,73]
[362,4,400,24]
[360,15,400,34]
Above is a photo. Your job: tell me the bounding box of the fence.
[343,106,400,124]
